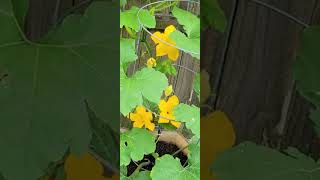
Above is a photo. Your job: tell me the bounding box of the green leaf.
[188,141,200,166]
[155,59,177,76]
[172,6,200,38]
[311,109,320,136]
[294,26,320,107]
[0,2,118,180]
[120,68,168,115]
[174,104,200,137]
[170,7,200,59]
[121,170,151,180]
[11,0,28,28]
[120,165,127,179]
[120,128,156,166]
[193,73,200,100]
[150,155,199,180]
[169,30,200,59]
[53,165,66,180]
[120,6,156,32]
[0,173,5,180]
[201,0,227,32]
[120,0,127,7]
[120,38,137,70]
[213,142,320,180]
[294,26,320,136]
[86,102,119,171]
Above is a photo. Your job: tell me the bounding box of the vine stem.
[132,160,151,175]
[172,144,189,156]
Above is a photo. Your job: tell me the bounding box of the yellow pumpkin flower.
[151,25,179,61]
[164,85,173,97]
[129,106,155,131]
[158,95,181,128]
[147,58,157,68]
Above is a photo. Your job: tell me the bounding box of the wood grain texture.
[203,0,320,158]
[25,0,90,40]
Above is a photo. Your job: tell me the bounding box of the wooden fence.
[203,0,320,159]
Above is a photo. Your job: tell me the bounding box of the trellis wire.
[137,0,200,56]
[251,0,309,28]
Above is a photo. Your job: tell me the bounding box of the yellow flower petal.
[133,120,144,128]
[147,58,157,68]
[156,43,168,57]
[151,31,166,44]
[170,121,181,128]
[145,121,155,131]
[164,25,176,35]
[159,112,170,123]
[158,100,168,112]
[151,25,179,61]
[164,85,173,97]
[167,95,179,111]
[129,113,138,122]
[167,47,179,61]
[136,106,146,114]
[129,106,154,131]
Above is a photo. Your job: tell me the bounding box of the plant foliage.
[0,1,118,180]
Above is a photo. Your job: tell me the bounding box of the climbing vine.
[120,0,200,179]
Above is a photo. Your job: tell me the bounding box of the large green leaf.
[188,141,200,166]
[201,0,227,32]
[121,165,151,180]
[294,26,320,136]
[120,6,156,32]
[294,26,320,106]
[174,104,200,137]
[172,6,200,38]
[86,102,119,172]
[311,109,320,136]
[213,142,320,180]
[120,68,168,115]
[120,0,127,7]
[169,30,200,59]
[150,155,200,180]
[120,128,156,166]
[120,38,137,71]
[170,6,200,59]
[0,1,118,180]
